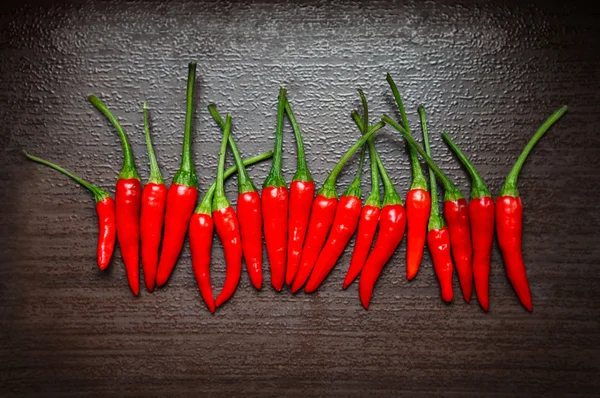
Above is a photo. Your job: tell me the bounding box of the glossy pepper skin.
[497,106,567,312]
[291,122,384,294]
[284,97,315,286]
[89,95,141,296]
[189,152,274,313]
[386,74,429,280]
[262,88,289,291]
[156,62,199,287]
[442,132,494,311]
[209,104,263,290]
[24,152,117,271]
[140,103,167,292]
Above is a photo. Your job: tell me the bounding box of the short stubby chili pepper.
[140,103,167,293]
[89,95,141,296]
[385,112,473,303]
[209,104,263,290]
[386,74,430,280]
[156,62,199,287]
[497,106,567,312]
[420,112,453,303]
[262,88,289,292]
[284,97,315,286]
[24,152,116,271]
[442,132,494,311]
[292,120,385,294]
[190,151,274,313]
[211,115,243,307]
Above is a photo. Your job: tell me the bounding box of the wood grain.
[1,0,599,396]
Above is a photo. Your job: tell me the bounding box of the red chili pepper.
[140,103,167,293]
[190,151,274,313]
[442,132,493,311]
[209,104,263,290]
[357,133,407,308]
[419,112,453,303]
[497,106,567,312]
[24,152,116,271]
[284,98,315,286]
[386,113,473,303]
[156,62,199,287]
[386,74,430,280]
[262,88,289,292]
[89,95,141,296]
[292,121,384,293]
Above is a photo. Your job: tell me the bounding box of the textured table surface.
[1,0,599,396]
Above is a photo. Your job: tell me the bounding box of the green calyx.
[355,91,380,208]
[383,112,464,202]
[195,150,273,215]
[441,132,490,199]
[263,87,287,189]
[208,104,256,194]
[88,95,139,181]
[212,114,232,212]
[343,143,365,198]
[420,108,445,231]
[24,151,110,203]
[500,105,568,198]
[143,102,164,185]
[284,97,313,183]
[386,73,427,191]
[173,62,198,188]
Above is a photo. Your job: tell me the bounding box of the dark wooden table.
[1,1,599,396]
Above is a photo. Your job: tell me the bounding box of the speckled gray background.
[1,0,599,396]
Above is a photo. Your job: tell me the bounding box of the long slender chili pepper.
[343,94,381,289]
[420,110,453,303]
[140,103,167,292]
[211,115,243,307]
[357,129,406,310]
[89,95,141,296]
[262,88,289,292]
[209,104,263,290]
[442,132,493,311]
[189,152,273,313]
[285,97,315,286]
[24,152,116,271]
[384,112,473,303]
[292,121,384,293]
[386,74,430,280]
[156,62,199,287]
[497,106,567,312]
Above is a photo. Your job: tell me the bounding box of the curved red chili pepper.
[442,132,494,311]
[386,74,430,280]
[156,63,199,287]
[291,122,383,293]
[497,106,567,312]
[24,152,116,271]
[140,103,167,292]
[284,98,315,286]
[262,88,289,291]
[89,95,141,296]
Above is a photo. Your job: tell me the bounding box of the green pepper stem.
[88,95,139,181]
[383,113,463,202]
[500,105,567,197]
[208,104,256,194]
[386,73,427,190]
[263,88,287,188]
[441,132,490,199]
[143,102,164,185]
[213,114,231,211]
[195,151,273,215]
[24,151,109,203]
[419,107,445,230]
[173,62,198,187]
[354,94,380,207]
[284,98,313,183]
